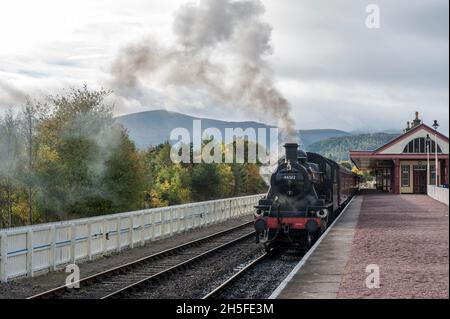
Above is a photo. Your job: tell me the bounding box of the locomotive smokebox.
[284,143,299,164]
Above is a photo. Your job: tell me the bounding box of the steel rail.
[103,231,255,299]
[202,252,269,299]
[27,221,254,299]
[202,195,358,300]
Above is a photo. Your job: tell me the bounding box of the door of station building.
[413,165,427,194]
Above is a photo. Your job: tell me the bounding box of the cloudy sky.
[0,0,448,134]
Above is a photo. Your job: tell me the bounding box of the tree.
[0,109,21,227]
[36,85,147,219]
[20,100,48,224]
[244,164,267,194]
[191,163,221,201]
[231,163,247,195]
[339,160,353,170]
[216,164,235,197]
[102,130,147,212]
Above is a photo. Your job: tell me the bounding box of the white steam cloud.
[110,0,296,140]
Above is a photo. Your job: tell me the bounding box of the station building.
[350,112,449,194]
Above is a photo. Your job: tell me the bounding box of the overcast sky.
[0,0,448,134]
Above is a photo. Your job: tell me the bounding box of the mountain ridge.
[115,110,401,161]
[114,109,351,149]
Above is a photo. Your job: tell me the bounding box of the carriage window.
[401,165,410,187]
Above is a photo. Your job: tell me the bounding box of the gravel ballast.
[122,237,265,299]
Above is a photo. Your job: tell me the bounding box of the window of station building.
[430,165,436,185]
[401,165,410,187]
[403,137,442,153]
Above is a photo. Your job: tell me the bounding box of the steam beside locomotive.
[254,143,359,251]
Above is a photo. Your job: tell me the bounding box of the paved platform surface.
[275,194,449,299]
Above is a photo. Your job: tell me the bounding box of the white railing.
[427,185,449,205]
[0,194,264,282]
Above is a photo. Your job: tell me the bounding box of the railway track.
[27,221,255,299]
[202,249,303,299]
[202,252,269,299]
[201,197,356,299]
[28,197,354,299]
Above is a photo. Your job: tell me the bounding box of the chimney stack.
[405,121,410,132]
[284,143,299,164]
[412,111,421,127]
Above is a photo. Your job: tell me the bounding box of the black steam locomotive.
[254,143,359,251]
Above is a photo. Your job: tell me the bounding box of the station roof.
[350,123,449,170]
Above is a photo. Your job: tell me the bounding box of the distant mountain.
[297,129,351,148]
[351,129,401,135]
[306,133,400,162]
[115,110,271,149]
[115,110,351,150]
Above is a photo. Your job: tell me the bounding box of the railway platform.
[271,191,449,299]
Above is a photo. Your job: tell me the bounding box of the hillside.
[115,110,350,149]
[306,133,400,162]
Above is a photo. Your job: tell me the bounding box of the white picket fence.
[0,194,263,282]
[427,185,449,205]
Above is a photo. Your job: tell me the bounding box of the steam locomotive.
[254,143,359,251]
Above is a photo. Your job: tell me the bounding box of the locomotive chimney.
[284,143,299,164]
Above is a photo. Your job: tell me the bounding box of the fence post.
[50,225,56,270]
[150,212,155,241]
[129,216,134,248]
[184,208,188,231]
[116,217,121,253]
[141,213,145,246]
[70,223,76,264]
[169,209,173,237]
[176,208,181,234]
[0,232,7,282]
[87,222,93,261]
[102,219,108,253]
[27,229,34,277]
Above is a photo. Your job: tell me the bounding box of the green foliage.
[143,140,267,208]
[35,86,146,219]
[0,86,148,225]
[0,86,268,227]
[339,160,353,170]
[307,133,400,162]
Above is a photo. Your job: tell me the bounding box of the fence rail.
[0,194,264,282]
[427,185,449,205]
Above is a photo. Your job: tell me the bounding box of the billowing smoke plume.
[110,0,296,140]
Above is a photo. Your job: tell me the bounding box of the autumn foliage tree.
[0,86,268,227]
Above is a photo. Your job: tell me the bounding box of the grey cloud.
[269,0,448,89]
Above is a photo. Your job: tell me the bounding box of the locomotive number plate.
[283,174,297,180]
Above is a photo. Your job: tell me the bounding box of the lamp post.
[432,120,439,186]
[426,134,430,186]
